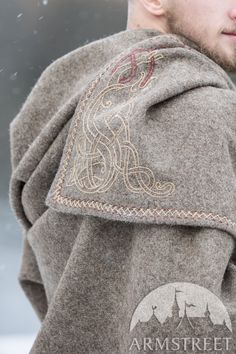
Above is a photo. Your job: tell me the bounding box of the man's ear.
[138,0,165,16]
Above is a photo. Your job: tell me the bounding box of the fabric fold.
[18,235,48,322]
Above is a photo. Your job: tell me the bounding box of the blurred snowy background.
[0,0,127,353]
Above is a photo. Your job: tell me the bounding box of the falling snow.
[42,0,48,5]
[17,13,23,19]
[10,72,18,81]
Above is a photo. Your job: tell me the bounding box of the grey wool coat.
[9,28,236,353]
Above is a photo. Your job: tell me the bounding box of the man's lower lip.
[222,33,236,41]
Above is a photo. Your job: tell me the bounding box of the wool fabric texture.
[9,28,236,353]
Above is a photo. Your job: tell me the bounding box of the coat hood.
[9,28,236,238]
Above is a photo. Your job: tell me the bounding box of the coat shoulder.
[45,75,236,240]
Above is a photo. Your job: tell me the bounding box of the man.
[127,0,236,72]
[9,1,236,353]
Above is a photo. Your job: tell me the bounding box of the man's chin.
[196,44,236,73]
[165,20,236,73]
[208,54,236,73]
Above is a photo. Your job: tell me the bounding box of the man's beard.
[164,9,236,73]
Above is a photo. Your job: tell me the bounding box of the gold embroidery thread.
[65,47,175,197]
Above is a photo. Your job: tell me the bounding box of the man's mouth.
[222,31,236,36]
[222,31,236,41]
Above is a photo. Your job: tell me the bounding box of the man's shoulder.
[30,29,236,108]
[167,85,236,125]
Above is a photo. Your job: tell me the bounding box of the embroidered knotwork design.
[49,42,236,235]
[66,47,175,197]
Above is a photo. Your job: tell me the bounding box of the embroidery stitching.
[50,43,236,231]
[51,194,236,230]
[65,47,175,197]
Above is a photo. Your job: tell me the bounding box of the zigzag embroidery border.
[52,194,236,230]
